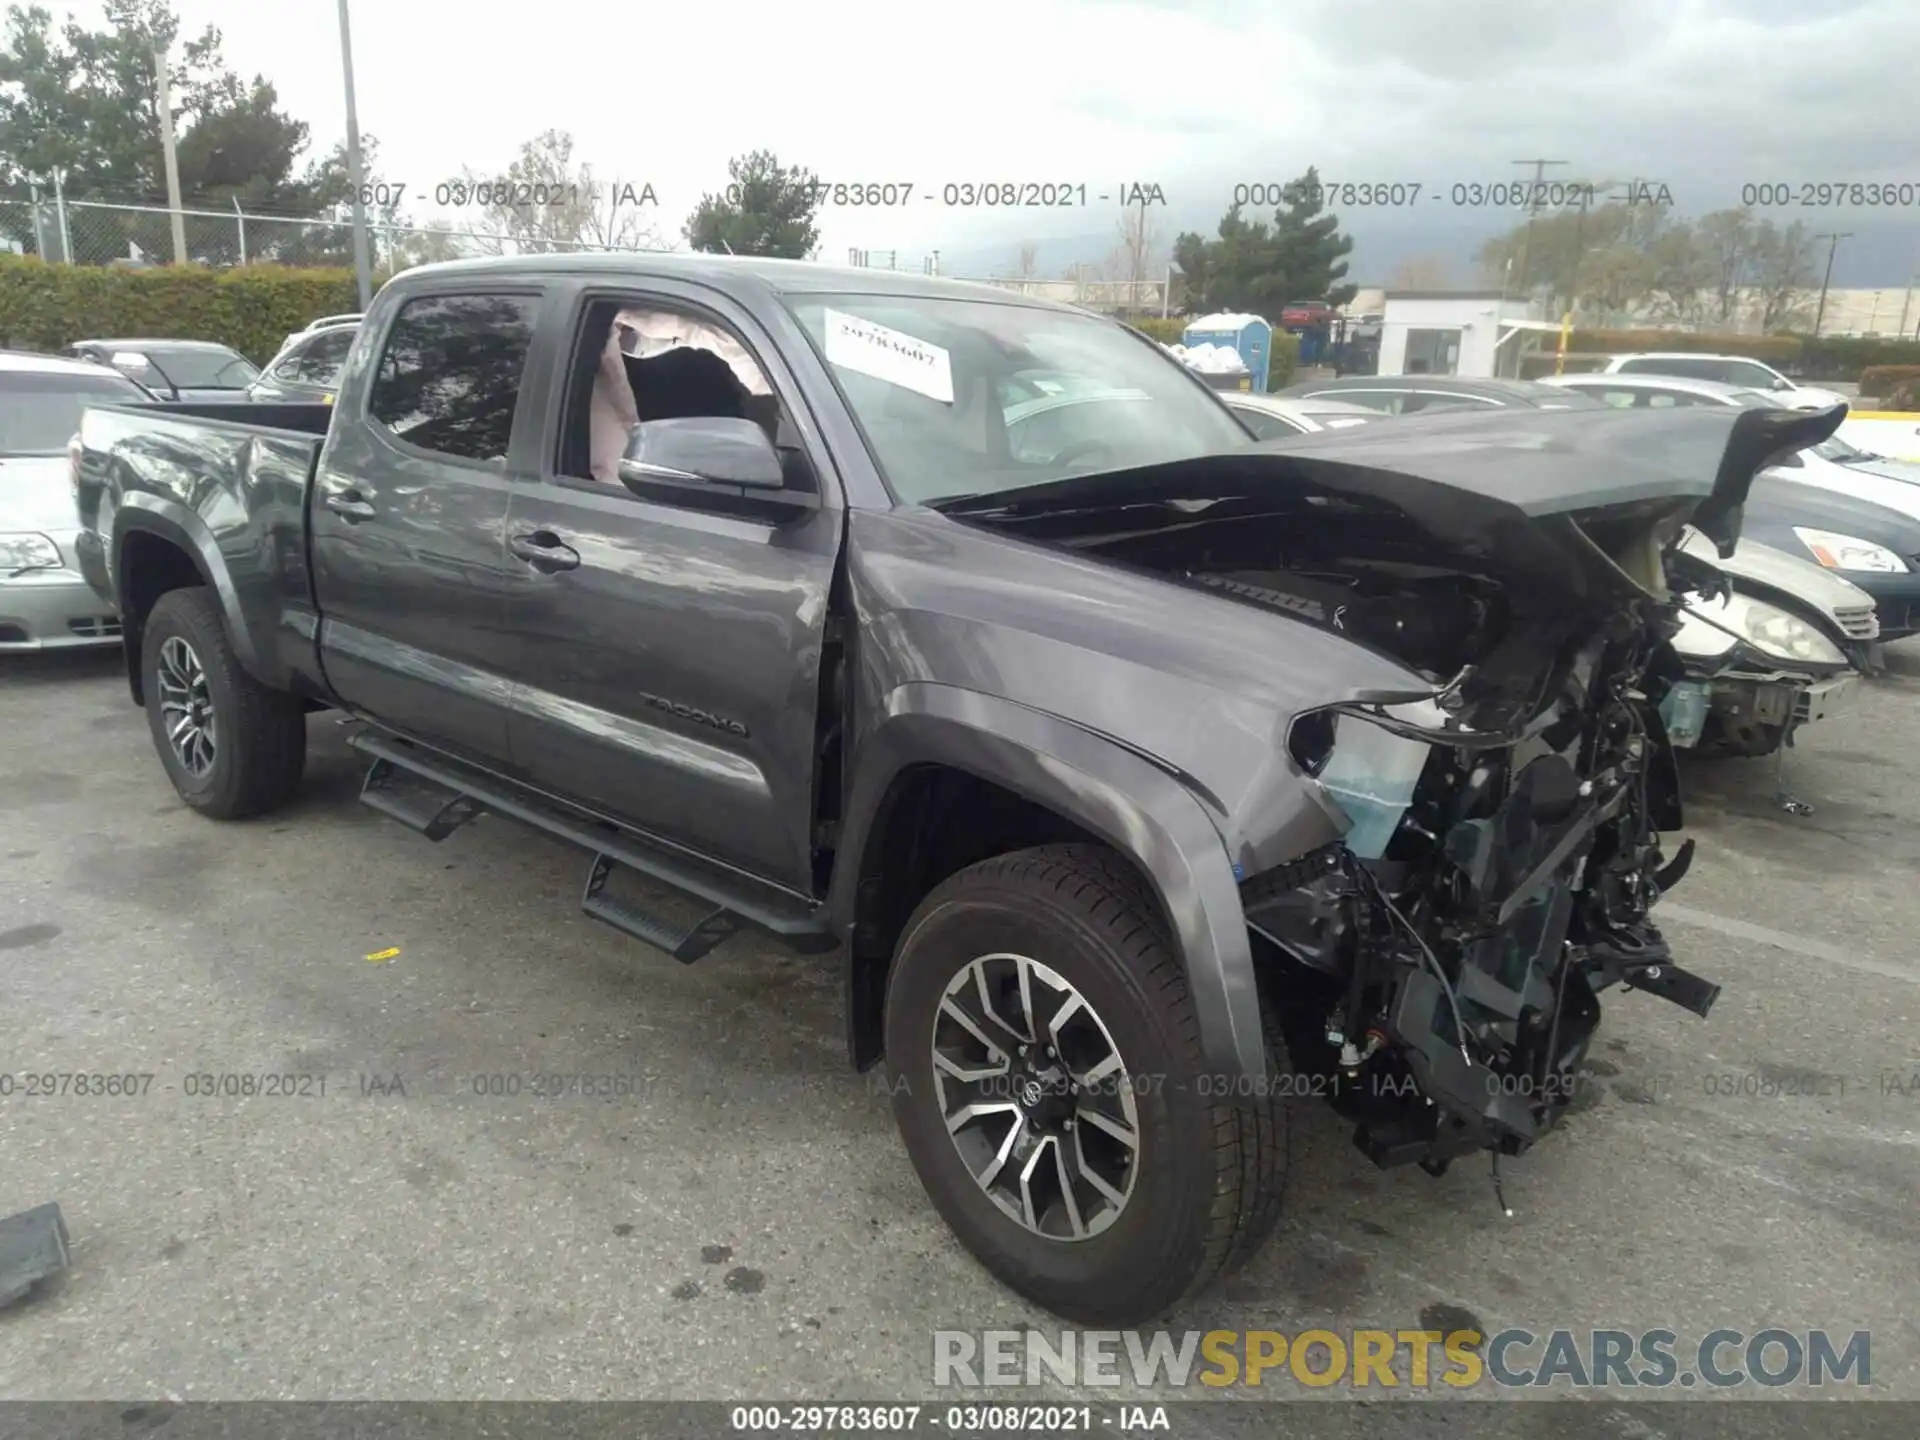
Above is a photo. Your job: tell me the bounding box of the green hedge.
[1796,336,1920,384]
[0,257,376,365]
[1267,329,1300,391]
[1801,336,1920,379]
[1130,315,1187,344]
[1560,329,1920,385]
[1567,328,1803,366]
[1858,365,1920,400]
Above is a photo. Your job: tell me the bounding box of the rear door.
[497,280,845,893]
[310,288,542,768]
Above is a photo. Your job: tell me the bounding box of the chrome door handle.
[325,492,376,520]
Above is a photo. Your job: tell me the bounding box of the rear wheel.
[883,843,1288,1325]
[141,587,306,819]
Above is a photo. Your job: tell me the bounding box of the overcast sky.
[49,0,1920,276]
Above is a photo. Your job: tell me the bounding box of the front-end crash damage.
[935,403,1847,1176]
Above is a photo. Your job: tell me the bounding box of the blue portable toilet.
[1181,313,1272,392]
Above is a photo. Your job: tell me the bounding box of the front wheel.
[141,587,306,819]
[883,844,1287,1325]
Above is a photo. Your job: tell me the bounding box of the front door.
[310,289,542,767]
[499,284,843,894]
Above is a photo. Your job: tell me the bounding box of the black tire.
[141,587,306,819]
[883,843,1288,1325]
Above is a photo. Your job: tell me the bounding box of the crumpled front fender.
[833,682,1272,1084]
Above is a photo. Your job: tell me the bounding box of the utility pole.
[1811,232,1852,339]
[1557,187,1592,374]
[152,39,188,264]
[337,0,373,308]
[1509,158,1568,303]
[1900,268,1917,340]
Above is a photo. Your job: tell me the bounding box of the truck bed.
[77,399,333,700]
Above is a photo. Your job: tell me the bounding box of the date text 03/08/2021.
[1228,179,1669,209]
[426,180,660,209]
[722,181,1167,209]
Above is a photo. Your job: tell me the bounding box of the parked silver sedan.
[1220,391,1383,438]
[0,352,150,651]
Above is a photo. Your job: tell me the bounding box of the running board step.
[345,731,835,953]
[581,854,741,963]
[359,757,484,841]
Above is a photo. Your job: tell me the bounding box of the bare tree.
[1014,240,1039,279]
[1575,246,1658,324]
[1643,223,1710,326]
[453,129,662,254]
[388,219,465,270]
[1117,202,1163,312]
[1387,254,1451,289]
[1748,219,1818,333]
[1693,209,1760,326]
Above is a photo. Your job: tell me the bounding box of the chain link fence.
[0,197,653,270]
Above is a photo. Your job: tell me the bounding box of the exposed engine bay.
[934,403,1849,1182]
[1082,498,1711,1173]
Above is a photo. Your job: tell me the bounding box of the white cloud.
[42,0,1920,277]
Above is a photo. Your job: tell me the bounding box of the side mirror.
[618,416,800,497]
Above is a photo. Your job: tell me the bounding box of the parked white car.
[1595,353,1847,411]
[1231,379,1870,760]
[1540,372,1920,523]
[0,351,150,650]
[1220,392,1382,437]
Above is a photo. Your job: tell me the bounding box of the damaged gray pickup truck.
[74,255,1846,1325]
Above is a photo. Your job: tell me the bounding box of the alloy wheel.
[930,953,1140,1240]
[156,636,217,778]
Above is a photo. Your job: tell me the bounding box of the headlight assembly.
[1684,591,1847,667]
[1291,699,1445,860]
[1793,527,1909,574]
[0,532,63,575]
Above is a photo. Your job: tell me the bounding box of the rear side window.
[368,293,538,463]
[1310,389,1401,413]
[1620,356,1719,382]
[1722,359,1784,389]
[276,328,355,386]
[1586,387,1640,408]
[1403,392,1497,414]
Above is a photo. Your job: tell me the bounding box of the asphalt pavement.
[1,643,1915,1421]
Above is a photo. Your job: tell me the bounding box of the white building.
[1376,290,1548,378]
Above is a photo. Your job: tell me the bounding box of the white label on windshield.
[822,309,953,404]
